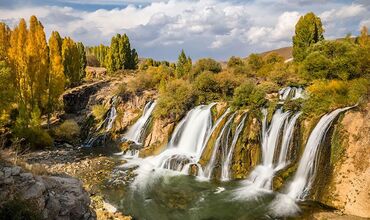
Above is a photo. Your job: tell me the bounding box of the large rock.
[63,80,110,114]
[0,163,95,219]
[319,104,370,218]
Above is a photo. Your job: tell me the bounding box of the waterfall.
[275,112,302,170]
[122,101,156,144]
[261,108,291,166]
[234,108,300,193]
[203,113,235,179]
[279,87,305,101]
[287,106,353,200]
[105,106,117,132]
[167,104,215,156]
[84,98,118,147]
[221,114,247,181]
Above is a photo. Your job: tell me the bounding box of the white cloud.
[320,4,366,22]
[0,0,368,60]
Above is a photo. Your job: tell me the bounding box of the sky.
[0,0,369,61]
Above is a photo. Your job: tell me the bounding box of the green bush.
[215,71,244,99]
[302,78,369,116]
[191,58,222,79]
[232,81,266,110]
[0,198,42,220]
[193,71,221,104]
[92,104,108,121]
[227,56,244,68]
[15,127,53,150]
[54,119,80,142]
[302,40,362,80]
[154,79,195,120]
[247,53,264,72]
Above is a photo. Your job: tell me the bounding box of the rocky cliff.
[319,103,370,218]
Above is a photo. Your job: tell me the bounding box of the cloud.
[0,0,368,60]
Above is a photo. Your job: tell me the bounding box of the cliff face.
[319,103,370,218]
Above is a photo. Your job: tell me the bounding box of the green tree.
[191,58,222,79]
[293,12,324,61]
[47,31,65,127]
[106,33,137,72]
[176,49,192,78]
[77,42,87,79]
[62,37,81,86]
[232,81,266,109]
[247,53,264,72]
[227,56,244,68]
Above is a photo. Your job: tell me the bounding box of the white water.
[122,101,156,144]
[123,104,217,189]
[234,108,301,195]
[203,113,235,179]
[287,106,353,200]
[279,87,305,101]
[261,108,291,166]
[221,114,247,181]
[275,112,302,170]
[167,104,215,157]
[105,106,117,132]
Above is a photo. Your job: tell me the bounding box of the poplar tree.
[292,12,324,61]
[176,49,192,78]
[77,42,87,79]
[0,22,11,61]
[26,15,49,110]
[47,31,65,126]
[62,37,80,86]
[8,19,28,112]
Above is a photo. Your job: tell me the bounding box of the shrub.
[15,127,53,150]
[257,81,279,94]
[232,81,266,109]
[302,79,369,116]
[191,58,222,79]
[54,119,80,142]
[263,52,284,64]
[227,56,244,68]
[302,40,361,80]
[247,53,264,72]
[215,70,245,99]
[92,105,108,121]
[0,198,42,220]
[127,71,156,94]
[193,71,221,104]
[154,79,195,120]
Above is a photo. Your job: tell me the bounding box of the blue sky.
[0,0,369,61]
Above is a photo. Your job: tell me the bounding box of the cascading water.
[203,113,235,179]
[122,101,156,145]
[84,98,118,147]
[123,103,216,186]
[279,87,305,101]
[275,112,302,170]
[287,106,353,200]
[233,108,301,197]
[220,114,247,181]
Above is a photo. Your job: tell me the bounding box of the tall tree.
[62,37,80,86]
[292,12,324,61]
[26,15,49,110]
[176,49,192,78]
[0,22,11,61]
[77,42,87,79]
[47,31,65,127]
[8,19,28,113]
[106,33,138,72]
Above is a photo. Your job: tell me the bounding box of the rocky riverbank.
[0,146,132,220]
